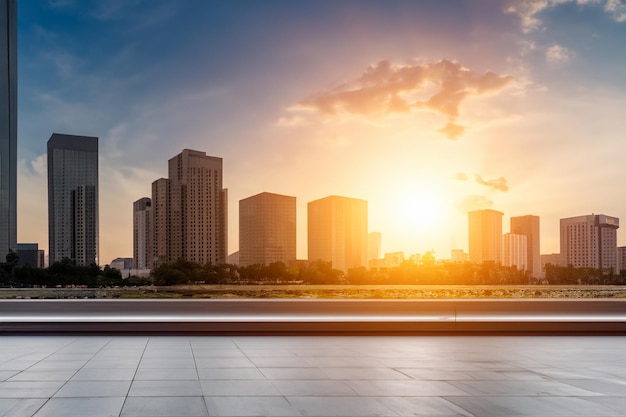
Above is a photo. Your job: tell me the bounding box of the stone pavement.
[0,335,625,416]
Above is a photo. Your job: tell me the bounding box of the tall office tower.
[468,209,503,264]
[151,178,169,266]
[0,0,17,261]
[239,192,296,267]
[560,214,619,273]
[308,195,368,272]
[133,197,152,269]
[47,134,99,265]
[511,215,540,277]
[503,233,528,271]
[368,232,382,261]
[152,149,227,265]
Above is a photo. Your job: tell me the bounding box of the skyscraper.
[133,197,152,269]
[308,195,368,272]
[468,209,503,264]
[0,0,17,261]
[239,192,296,267]
[560,214,619,273]
[47,134,99,265]
[510,215,540,277]
[152,149,227,265]
[503,233,528,271]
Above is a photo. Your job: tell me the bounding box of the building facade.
[151,149,227,265]
[133,197,152,269]
[560,214,619,273]
[308,195,368,272]
[0,0,17,261]
[468,209,503,264]
[17,243,40,268]
[47,134,99,265]
[239,192,296,267]
[510,215,540,277]
[503,233,528,271]
[368,232,382,262]
[618,247,626,273]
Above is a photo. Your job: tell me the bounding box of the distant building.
[38,250,45,268]
[47,133,98,266]
[450,249,467,262]
[151,149,227,265]
[384,251,404,268]
[227,251,239,265]
[560,214,619,273]
[133,197,152,269]
[239,192,296,267]
[510,215,540,277]
[618,247,626,273]
[17,243,40,268]
[468,209,503,264]
[308,195,368,272]
[0,0,17,261]
[368,232,382,261]
[503,233,528,271]
[110,257,133,270]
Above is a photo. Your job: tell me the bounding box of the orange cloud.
[475,175,509,191]
[294,59,514,139]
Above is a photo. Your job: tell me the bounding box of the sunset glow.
[15,1,626,264]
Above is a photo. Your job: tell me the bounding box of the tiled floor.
[0,336,625,416]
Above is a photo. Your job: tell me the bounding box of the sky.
[15,0,626,265]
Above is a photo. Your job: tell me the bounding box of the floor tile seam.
[186,337,211,417]
[118,336,150,417]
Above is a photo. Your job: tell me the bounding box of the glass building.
[48,134,99,265]
[0,0,17,261]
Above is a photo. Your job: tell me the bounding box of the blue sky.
[16,0,626,265]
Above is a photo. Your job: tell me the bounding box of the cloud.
[455,172,469,181]
[458,195,494,213]
[605,0,626,21]
[546,44,571,63]
[475,175,509,191]
[505,0,626,33]
[290,59,514,139]
[437,123,465,140]
[275,115,310,127]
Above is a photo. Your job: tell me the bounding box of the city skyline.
[14,1,626,264]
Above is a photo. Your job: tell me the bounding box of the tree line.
[3,249,626,288]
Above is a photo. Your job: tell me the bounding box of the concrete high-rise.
[510,215,540,277]
[0,0,17,261]
[503,233,528,271]
[560,214,619,273]
[468,209,503,264]
[308,195,367,272]
[47,134,99,265]
[239,192,296,267]
[133,197,152,269]
[152,149,227,265]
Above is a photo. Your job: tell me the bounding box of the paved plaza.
[0,335,625,416]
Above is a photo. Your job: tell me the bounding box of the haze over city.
[15,0,626,265]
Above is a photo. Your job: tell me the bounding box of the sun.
[391,182,448,235]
